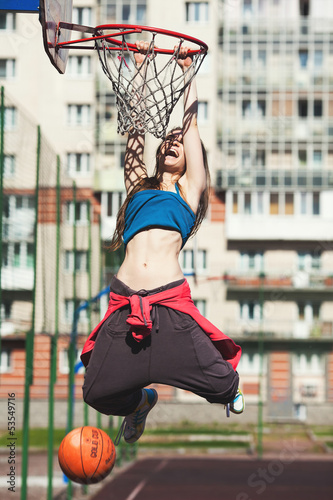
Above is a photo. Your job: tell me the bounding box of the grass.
[312,427,333,437]
[139,440,249,449]
[1,423,331,453]
[145,426,249,436]
[0,428,67,449]
[0,423,251,450]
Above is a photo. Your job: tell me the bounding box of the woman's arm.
[178,48,207,205]
[124,130,147,194]
[123,41,150,194]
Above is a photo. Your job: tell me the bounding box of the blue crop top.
[123,184,196,248]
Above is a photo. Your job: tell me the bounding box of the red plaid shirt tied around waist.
[80,280,241,370]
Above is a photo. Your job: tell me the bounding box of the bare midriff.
[116,228,184,290]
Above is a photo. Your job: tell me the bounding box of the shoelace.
[114,410,140,446]
[114,418,127,446]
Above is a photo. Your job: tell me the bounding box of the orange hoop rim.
[56,23,208,54]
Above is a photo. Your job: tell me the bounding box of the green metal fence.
[0,86,136,500]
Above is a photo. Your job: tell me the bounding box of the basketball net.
[95,34,207,138]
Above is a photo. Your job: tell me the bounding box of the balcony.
[223,319,333,341]
[225,214,333,241]
[1,267,34,290]
[223,273,333,291]
[216,169,333,191]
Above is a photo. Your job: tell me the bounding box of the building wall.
[1,0,333,424]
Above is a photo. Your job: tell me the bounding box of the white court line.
[125,459,168,500]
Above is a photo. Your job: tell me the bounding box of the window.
[67,105,91,126]
[67,153,91,176]
[244,193,252,214]
[0,349,12,373]
[243,0,252,15]
[232,192,238,213]
[194,299,206,316]
[313,150,322,167]
[242,100,265,118]
[312,192,320,215]
[298,251,321,271]
[99,93,116,121]
[298,149,307,166]
[285,193,294,215]
[240,301,261,321]
[257,100,266,117]
[256,150,265,167]
[242,100,251,117]
[4,155,15,178]
[0,12,16,30]
[3,242,34,268]
[299,0,309,17]
[1,301,12,320]
[270,193,279,215]
[67,56,92,77]
[293,353,324,376]
[106,1,146,23]
[300,192,307,214]
[298,50,308,68]
[242,150,251,168]
[3,195,34,219]
[64,299,88,324]
[243,49,251,66]
[298,99,308,118]
[238,352,261,374]
[136,1,146,22]
[72,7,92,25]
[240,251,264,272]
[314,50,323,68]
[65,201,89,224]
[65,250,89,272]
[104,142,126,165]
[258,50,266,68]
[314,100,323,118]
[4,107,17,130]
[186,2,209,22]
[0,59,16,78]
[26,243,34,268]
[257,192,264,214]
[59,348,84,374]
[182,249,207,274]
[197,101,208,123]
[106,192,126,217]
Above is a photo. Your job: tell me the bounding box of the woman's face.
[158,130,186,174]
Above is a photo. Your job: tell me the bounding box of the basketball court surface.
[91,457,333,500]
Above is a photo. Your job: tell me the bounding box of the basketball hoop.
[56,24,208,138]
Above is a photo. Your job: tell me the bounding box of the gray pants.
[82,276,239,416]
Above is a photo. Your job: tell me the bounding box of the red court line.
[92,457,333,500]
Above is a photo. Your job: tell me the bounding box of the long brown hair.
[108,128,210,251]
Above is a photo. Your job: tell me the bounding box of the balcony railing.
[224,319,333,340]
[216,169,333,191]
[2,267,34,291]
[223,273,333,290]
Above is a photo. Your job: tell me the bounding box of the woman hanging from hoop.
[81,41,244,444]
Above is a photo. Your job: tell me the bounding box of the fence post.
[21,125,41,500]
[47,156,61,500]
[0,86,5,374]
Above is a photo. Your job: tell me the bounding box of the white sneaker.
[230,388,245,415]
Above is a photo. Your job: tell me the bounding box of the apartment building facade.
[215,0,333,421]
[0,0,332,425]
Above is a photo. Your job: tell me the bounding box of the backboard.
[0,0,39,11]
[39,0,73,74]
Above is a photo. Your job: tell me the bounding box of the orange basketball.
[58,426,116,484]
